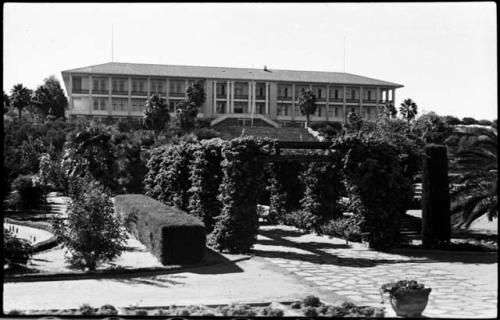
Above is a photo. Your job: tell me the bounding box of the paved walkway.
[254,225,497,318]
[4,223,53,245]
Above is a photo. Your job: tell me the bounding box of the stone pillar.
[252,81,256,114]
[291,84,296,121]
[68,74,73,121]
[185,79,189,98]
[89,75,93,115]
[248,81,252,114]
[147,77,151,97]
[213,80,217,116]
[166,79,170,106]
[230,81,235,113]
[392,88,396,106]
[204,79,214,117]
[325,86,330,121]
[226,81,231,113]
[108,77,113,115]
[376,87,381,117]
[269,82,278,120]
[265,82,269,115]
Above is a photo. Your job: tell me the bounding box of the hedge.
[114,194,206,265]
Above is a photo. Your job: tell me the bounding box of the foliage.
[462,117,478,125]
[10,83,33,119]
[298,89,317,127]
[3,229,33,265]
[3,90,10,113]
[267,161,303,222]
[399,98,418,122]
[334,135,413,249]
[303,307,319,317]
[450,126,497,228]
[302,295,321,307]
[319,301,384,317]
[345,112,363,132]
[260,307,284,317]
[176,81,206,131]
[309,121,344,140]
[477,119,493,126]
[299,160,344,231]
[279,209,319,232]
[78,304,96,316]
[98,304,118,316]
[53,178,127,271]
[31,76,68,120]
[61,124,117,192]
[381,280,431,296]
[114,194,205,265]
[320,216,362,242]
[6,175,45,211]
[218,304,257,317]
[143,95,170,131]
[209,137,274,253]
[444,115,462,125]
[383,102,398,118]
[413,111,453,144]
[188,139,225,233]
[38,153,51,195]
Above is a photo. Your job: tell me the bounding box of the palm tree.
[399,98,418,122]
[450,126,497,229]
[298,89,317,128]
[10,84,33,120]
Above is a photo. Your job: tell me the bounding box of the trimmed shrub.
[299,160,344,231]
[260,306,284,317]
[114,194,206,265]
[218,304,257,317]
[4,229,33,265]
[279,209,318,232]
[267,161,304,223]
[187,139,225,233]
[334,135,413,249]
[98,304,118,316]
[422,144,451,247]
[209,137,274,253]
[303,306,319,317]
[79,304,95,315]
[462,117,478,125]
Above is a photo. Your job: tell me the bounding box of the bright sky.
[3,2,497,120]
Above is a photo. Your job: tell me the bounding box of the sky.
[3,2,497,120]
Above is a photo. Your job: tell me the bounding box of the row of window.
[92,98,147,113]
[276,104,375,119]
[216,83,267,97]
[277,86,377,100]
[214,102,266,114]
[73,76,203,94]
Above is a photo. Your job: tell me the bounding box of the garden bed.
[7,296,384,317]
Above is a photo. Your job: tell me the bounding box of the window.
[351,107,356,114]
[367,90,372,101]
[294,105,302,116]
[366,107,372,119]
[93,78,107,92]
[216,102,226,114]
[131,99,146,113]
[73,76,82,89]
[335,107,339,117]
[256,102,266,114]
[317,106,324,117]
[170,80,185,94]
[151,80,165,94]
[278,103,290,116]
[335,89,339,99]
[351,90,356,99]
[132,79,146,93]
[216,83,226,96]
[112,79,127,92]
[316,88,322,99]
[256,84,265,98]
[278,85,291,98]
[234,82,248,97]
[93,98,107,111]
[169,101,177,113]
[233,102,247,114]
[112,98,128,112]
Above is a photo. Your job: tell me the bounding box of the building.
[61,62,403,127]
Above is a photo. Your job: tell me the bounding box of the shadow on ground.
[254,226,497,267]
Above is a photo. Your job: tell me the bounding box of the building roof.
[62,62,403,88]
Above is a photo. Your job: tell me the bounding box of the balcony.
[346,98,359,103]
[234,94,249,100]
[150,91,166,96]
[131,91,147,96]
[278,96,292,101]
[363,99,377,104]
[92,89,108,95]
[72,88,89,94]
[169,92,185,98]
[112,90,128,96]
[329,98,343,103]
[255,95,266,101]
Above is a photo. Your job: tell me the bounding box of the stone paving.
[254,225,498,318]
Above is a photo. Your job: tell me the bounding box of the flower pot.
[389,289,431,317]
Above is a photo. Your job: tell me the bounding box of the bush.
[4,229,33,265]
[322,301,384,317]
[303,306,318,317]
[320,216,362,242]
[462,117,478,125]
[114,194,206,265]
[98,304,118,315]
[279,209,318,232]
[79,304,95,315]
[267,161,304,222]
[53,179,127,271]
[209,137,274,253]
[302,295,321,307]
[135,309,148,316]
[188,139,225,233]
[477,119,493,126]
[260,306,284,317]
[7,310,24,315]
[7,175,45,211]
[218,304,256,317]
[192,127,221,140]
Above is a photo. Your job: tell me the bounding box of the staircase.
[400,213,422,242]
[213,125,317,142]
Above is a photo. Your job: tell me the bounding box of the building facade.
[61,62,403,127]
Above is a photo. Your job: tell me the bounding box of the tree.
[383,102,397,118]
[462,117,478,125]
[177,81,206,131]
[399,98,418,122]
[345,112,363,132]
[450,126,497,229]
[298,89,317,127]
[444,115,462,126]
[32,76,68,120]
[10,84,33,120]
[53,178,127,271]
[413,112,452,144]
[3,90,10,114]
[143,95,170,131]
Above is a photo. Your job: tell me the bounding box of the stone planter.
[389,289,431,317]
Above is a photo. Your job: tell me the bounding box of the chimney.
[264,65,268,71]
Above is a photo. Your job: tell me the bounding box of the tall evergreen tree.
[32,76,68,120]
[10,84,33,120]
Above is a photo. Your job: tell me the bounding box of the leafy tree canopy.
[32,76,68,120]
[143,95,170,131]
